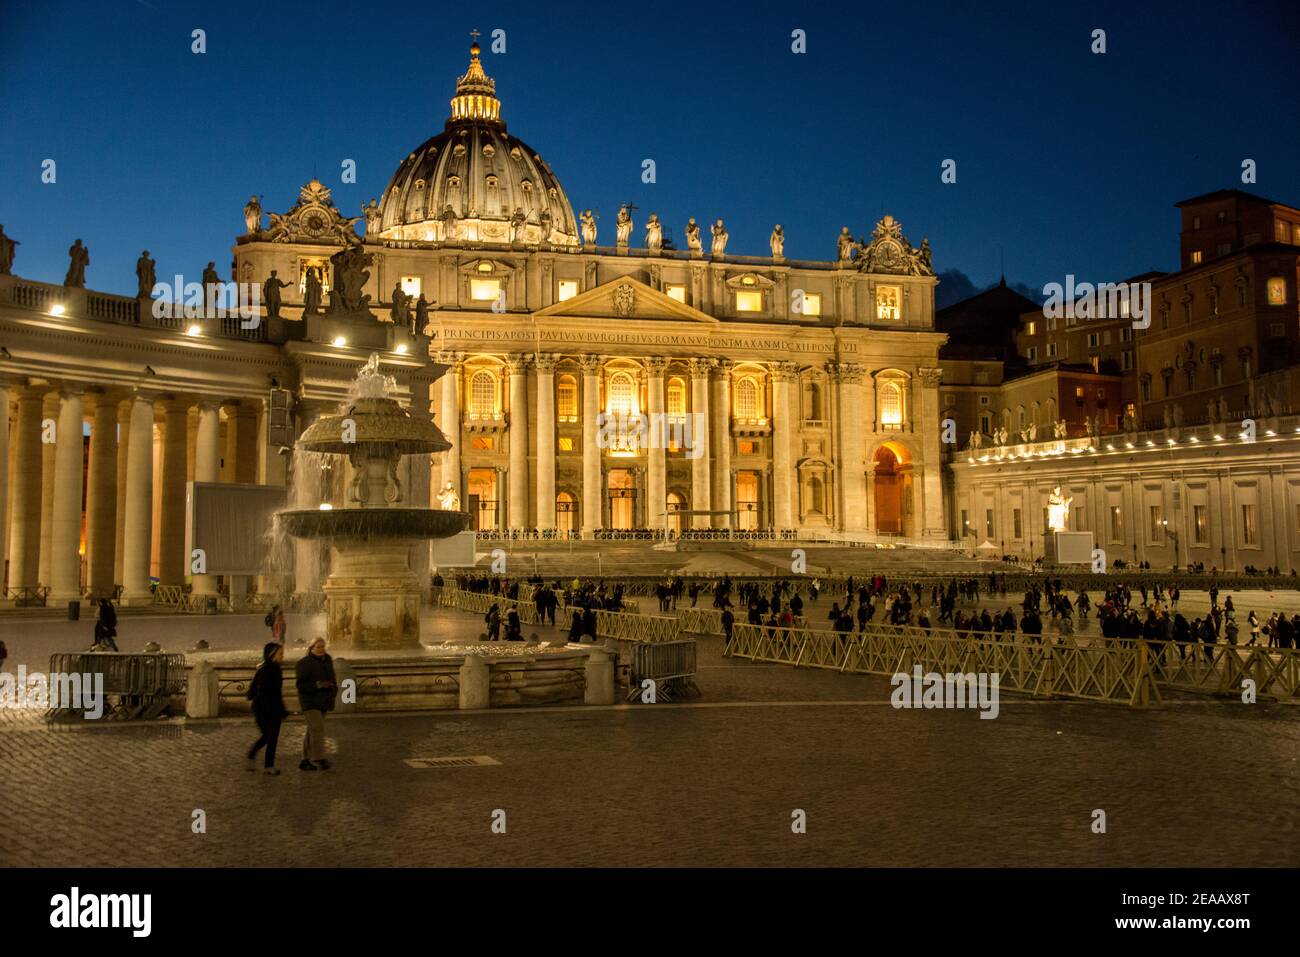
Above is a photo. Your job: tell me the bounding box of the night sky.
[1,0,1297,300]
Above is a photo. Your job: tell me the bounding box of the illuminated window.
[1025,320,1036,336]
[1148,505,1164,543]
[734,290,763,312]
[1267,277,1287,305]
[1190,250,1203,265]
[556,375,577,421]
[557,280,579,302]
[470,278,501,301]
[469,371,496,416]
[1109,506,1122,542]
[1193,505,1207,544]
[879,381,903,427]
[477,261,493,273]
[1276,221,1290,242]
[735,378,759,419]
[607,372,635,416]
[400,275,422,298]
[738,440,758,455]
[558,437,574,452]
[665,284,686,303]
[667,378,686,417]
[876,286,901,320]
[801,293,822,317]
[470,435,495,451]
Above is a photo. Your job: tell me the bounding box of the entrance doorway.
[556,491,577,535]
[873,443,909,536]
[468,469,498,530]
[608,469,636,529]
[666,492,686,535]
[735,471,760,530]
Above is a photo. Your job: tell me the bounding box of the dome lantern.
[449,35,502,126]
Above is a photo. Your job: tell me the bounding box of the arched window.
[1017,405,1026,429]
[470,371,496,416]
[878,381,902,428]
[735,377,759,419]
[608,372,635,416]
[556,375,577,421]
[666,378,686,418]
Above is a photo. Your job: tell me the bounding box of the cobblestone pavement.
[2,613,1299,868]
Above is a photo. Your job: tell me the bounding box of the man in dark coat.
[247,643,289,774]
[295,638,337,771]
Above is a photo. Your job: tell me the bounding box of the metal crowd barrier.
[724,622,1162,708]
[1144,640,1300,701]
[677,607,725,636]
[629,640,699,701]
[46,652,187,719]
[594,609,680,643]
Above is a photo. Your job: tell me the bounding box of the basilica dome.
[377,41,579,247]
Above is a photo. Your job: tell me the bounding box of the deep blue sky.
[2,0,1297,298]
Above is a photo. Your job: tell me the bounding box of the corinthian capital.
[644,356,670,377]
[505,353,532,376]
[770,361,799,382]
[826,361,864,384]
[579,354,604,375]
[916,366,943,388]
[533,353,558,374]
[687,357,714,378]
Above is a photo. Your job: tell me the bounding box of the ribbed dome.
[377,41,579,247]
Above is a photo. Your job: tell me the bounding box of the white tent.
[976,540,999,552]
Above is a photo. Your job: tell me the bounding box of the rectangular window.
[1027,346,1038,361]
[1012,508,1022,540]
[1121,351,1134,371]
[1047,342,1058,357]
[1216,242,1232,257]
[1088,333,1100,348]
[1149,505,1164,543]
[1120,327,1132,342]
[738,440,758,455]
[1190,250,1203,265]
[1073,506,1086,531]
[1091,355,1100,373]
[665,284,687,304]
[985,509,995,538]
[470,436,494,451]
[1025,320,1037,336]
[875,286,901,320]
[1276,221,1290,242]
[1267,277,1287,305]
[1241,504,1258,546]
[400,275,422,298]
[557,279,579,302]
[734,290,763,312]
[1046,317,1057,332]
[558,437,574,452]
[801,293,822,316]
[1109,505,1123,542]
[1193,505,1207,544]
[979,395,991,406]
[470,278,501,301]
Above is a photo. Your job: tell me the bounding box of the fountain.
[276,354,470,649]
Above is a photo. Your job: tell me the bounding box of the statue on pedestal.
[262,270,291,319]
[510,207,527,244]
[326,242,375,318]
[710,219,728,257]
[362,199,381,239]
[389,282,410,325]
[303,268,322,316]
[441,204,459,242]
[615,205,633,248]
[918,238,933,273]
[580,209,597,246]
[645,214,662,252]
[1047,486,1072,532]
[837,227,854,262]
[135,251,156,299]
[243,195,262,235]
[436,482,461,511]
[770,225,784,259]
[0,225,19,275]
[64,239,89,287]
[414,293,429,336]
[685,217,702,252]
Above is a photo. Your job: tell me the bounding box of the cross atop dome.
[450,31,502,126]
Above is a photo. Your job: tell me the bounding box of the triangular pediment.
[533,276,717,324]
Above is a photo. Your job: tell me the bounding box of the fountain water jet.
[276,354,469,648]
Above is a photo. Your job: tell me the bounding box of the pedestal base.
[322,540,423,649]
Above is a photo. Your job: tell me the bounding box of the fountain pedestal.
[324,541,423,649]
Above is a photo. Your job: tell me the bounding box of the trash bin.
[206,596,218,614]
[68,600,80,621]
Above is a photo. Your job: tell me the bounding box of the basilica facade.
[0,41,947,604]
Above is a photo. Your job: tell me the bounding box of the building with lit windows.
[0,42,950,605]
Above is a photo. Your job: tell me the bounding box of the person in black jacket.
[295,638,337,771]
[247,642,288,775]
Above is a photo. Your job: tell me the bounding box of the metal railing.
[1145,640,1300,701]
[725,622,1162,707]
[47,652,187,719]
[677,607,726,635]
[629,640,698,701]
[4,585,49,607]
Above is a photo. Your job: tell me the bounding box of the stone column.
[506,354,530,529]
[120,393,156,605]
[711,361,733,529]
[771,362,797,529]
[191,400,222,595]
[832,363,866,532]
[48,390,85,603]
[645,357,667,532]
[917,366,946,538]
[8,388,44,593]
[293,406,323,597]
[534,354,557,529]
[113,400,130,588]
[580,355,602,537]
[156,397,189,587]
[38,391,58,587]
[85,393,118,599]
[224,402,259,484]
[439,353,463,500]
[688,359,712,529]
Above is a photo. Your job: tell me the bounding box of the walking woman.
[295,638,337,771]
[246,642,288,775]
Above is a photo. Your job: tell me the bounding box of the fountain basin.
[277,506,470,540]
